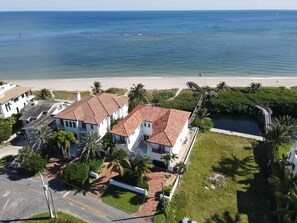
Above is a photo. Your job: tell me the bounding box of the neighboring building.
[54,93,128,141]
[287,142,297,175]
[20,100,70,140]
[0,83,34,118]
[110,104,191,170]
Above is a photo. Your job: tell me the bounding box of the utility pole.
[39,172,55,219]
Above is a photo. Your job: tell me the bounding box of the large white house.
[110,104,191,170]
[54,93,128,141]
[0,83,34,118]
[287,142,297,175]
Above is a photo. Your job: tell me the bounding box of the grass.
[22,211,87,222]
[102,185,144,214]
[106,87,128,96]
[168,132,273,223]
[0,155,15,168]
[53,90,90,100]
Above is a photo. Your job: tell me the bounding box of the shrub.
[0,117,16,142]
[87,159,103,172]
[163,185,173,196]
[113,169,138,186]
[22,154,47,174]
[106,87,127,96]
[137,181,149,190]
[192,118,214,132]
[63,155,72,163]
[63,162,90,186]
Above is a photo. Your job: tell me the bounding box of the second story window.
[73,122,76,128]
[69,122,73,128]
[91,124,93,129]
[66,121,69,127]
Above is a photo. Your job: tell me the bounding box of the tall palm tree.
[264,124,292,162]
[128,83,148,110]
[39,88,52,100]
[175,162,187,177]
[134,156,154,181]
[54,130,78,156]
[161,152,178,173]
[107,148,131,176]
[29,125,54,152]
[195,107,210,119]
[275,115,297,137]
[79,132,104,161]
[91,81,102,95]
[248,82,262,93]
[215,81,230,92]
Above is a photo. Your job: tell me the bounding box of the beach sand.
[7,76,297,91]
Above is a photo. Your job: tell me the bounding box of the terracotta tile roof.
[54,93,128,125]
[0,86,32,104]
[110,104,191,147]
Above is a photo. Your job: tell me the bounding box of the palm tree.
[133,156,154,181]
[128,83,148,110]
[29,125,54,152]
[175,162,187,177]
[107,148,131,176]
[54,130,78,156]
[91,81,102,95]
[161,152,178,173]
[264,124,292,162]
[39,88,52,100]
[248,82,262,93]
[79,132,104,161]
[195,107,210,119]
[215,81,230,92]
[275,115,297,137]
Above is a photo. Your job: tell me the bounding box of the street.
[0,169,146,223]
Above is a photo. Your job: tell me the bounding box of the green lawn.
[22,211,87,222]
[102,185,144,214]
[167,132,273,223]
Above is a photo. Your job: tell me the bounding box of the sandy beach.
[7,76,297,91]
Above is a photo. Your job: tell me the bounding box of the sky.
[0,0,297,11]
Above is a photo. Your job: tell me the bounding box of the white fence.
[109,179,148,196]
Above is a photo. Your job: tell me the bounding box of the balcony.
[152,148,167,154]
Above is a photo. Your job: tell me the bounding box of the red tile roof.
[54,93,128,125]
[110,104,191,147]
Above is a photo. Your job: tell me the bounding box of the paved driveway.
[0,145,22,159]
[0,169,145,223]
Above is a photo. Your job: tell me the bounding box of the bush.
[113,169,138,186]
[63,162,90,186]
[22,154,47,174]
[63,155,72,163]
[192,118,214,132]
[0,117,16,142]
[147,89,178,104]
[105,87,127,96]
[163,185,173,196]
[137,181,149,190]
[87,159,103,172]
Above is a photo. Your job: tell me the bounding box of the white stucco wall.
[287,143,297,175]
[127,125,142,151]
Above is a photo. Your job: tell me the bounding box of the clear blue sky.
[1,0,297,11]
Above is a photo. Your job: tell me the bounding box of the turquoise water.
[0,11,297,79]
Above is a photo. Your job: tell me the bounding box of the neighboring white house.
[287,142,297,175]
[110,104,191,171]
[54,93,128,141]
[0,83,34,118]
[20,100,70,140]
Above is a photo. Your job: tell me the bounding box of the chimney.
[75,91,81,102]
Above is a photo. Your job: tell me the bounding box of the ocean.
[0,10,297,80]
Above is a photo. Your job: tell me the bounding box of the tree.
[133,156,154,181]
[216,81,230,92]
[62,162,90,186]
[39,88,52,100]
[161,153,178,173]
[0,117,16,142]
[247,82,262,93]
[275,115,297,137]
[91,81,102,95]
[195,107,210,119]
[128,83,148,110]
[22,154,47,174]
[79,132,104,162]
[0,81,6,86]
[54,130,78,156]
[102,133,116,155]
[18,146,34,165]
[29,125,54,152]
[175,162,187,177]
[107,148,131,176]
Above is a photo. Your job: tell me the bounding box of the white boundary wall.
[109,179,148,196]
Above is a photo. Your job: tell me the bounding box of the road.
[0,169,146,223]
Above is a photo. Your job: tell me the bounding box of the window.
[82,122,86,129]
[91,124,93,129]
[69,122,73,128]
[13,97,19,102]
[144,123,146,127]
[148,123,150,128]
[60,119,64,126]
[66,121,69,127]
[293,164,295,170]
[22,94,25,98]
[144,135,149,140]
[73,122,76,128]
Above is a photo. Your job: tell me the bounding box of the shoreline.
[6,76,297,91]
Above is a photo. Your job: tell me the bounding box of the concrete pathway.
[168,88,181,101]
[0,145,22,159]
[210,128,265,141]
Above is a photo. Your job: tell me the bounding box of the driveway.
[0,145,22,159]
[0,169,145,223]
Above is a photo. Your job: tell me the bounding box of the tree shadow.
[212,155,256,181]
[236,142,276,223]
[130,193,144,205]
